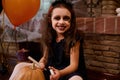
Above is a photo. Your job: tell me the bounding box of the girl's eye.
[54,16,60,20]
[53,16,71,21]
[63,16,71,21]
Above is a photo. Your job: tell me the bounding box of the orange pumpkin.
[9,62,45,80]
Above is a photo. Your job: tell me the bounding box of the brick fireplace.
[76,17,120,80]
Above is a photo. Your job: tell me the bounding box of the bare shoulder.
[74,41,80,48]
[70,41,80,53]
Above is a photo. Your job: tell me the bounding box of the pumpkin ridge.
[9,63,45,80]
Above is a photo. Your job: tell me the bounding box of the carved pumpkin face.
[10,63,45,80]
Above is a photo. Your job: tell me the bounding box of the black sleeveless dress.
[44,38,87,80]
[47,39,70,70]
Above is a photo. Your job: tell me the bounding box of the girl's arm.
[59,41,80,77]
[39,46,48,69]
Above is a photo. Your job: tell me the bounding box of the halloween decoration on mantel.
[116,8,120,16]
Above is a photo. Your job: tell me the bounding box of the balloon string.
[12,21,18,51]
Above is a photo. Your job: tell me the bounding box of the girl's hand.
[38,57,46,70]
[39,62,45,70]
[28,56,45,70]
[32,62,45,70]
[49,66,61,80]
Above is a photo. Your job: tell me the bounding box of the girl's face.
[51,7,71,35]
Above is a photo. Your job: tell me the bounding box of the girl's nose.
[59,18,64,24]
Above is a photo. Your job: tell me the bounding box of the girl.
[9,1,87,80]
[39,0,85,80]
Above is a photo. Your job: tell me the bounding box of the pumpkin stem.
[31,63,35,70]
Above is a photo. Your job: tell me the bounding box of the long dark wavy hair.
[41,0,81,56]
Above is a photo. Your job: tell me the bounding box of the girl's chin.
[57,31,65,34]
[56,30,65,33]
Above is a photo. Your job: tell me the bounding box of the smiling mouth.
[57,26,66,30]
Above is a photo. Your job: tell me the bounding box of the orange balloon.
[2,0,40,27]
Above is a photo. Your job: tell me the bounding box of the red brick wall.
[76,17,120,34]
[76,17,120,75]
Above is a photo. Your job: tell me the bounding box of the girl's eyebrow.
[63,15,71,20]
